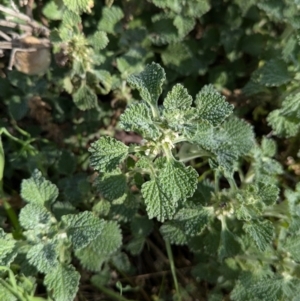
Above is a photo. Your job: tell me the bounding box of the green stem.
[3,199,22,238]
[0,128,37,155]
[228,177,238,190]
[198,169,213,182]
[149,103,160,119]
[0,277,26,301]
[161,142,173,162]
[165,239,181,301]
[96,285,137,301]
[214,170,220,192]
[128,145,148,153]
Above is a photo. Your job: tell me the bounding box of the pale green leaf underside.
[21,170,58,206]
[62,211,104,250]
[75,246,108,272]
[89,136,129,172]
[44,264,80,301]
[127,62,166,106]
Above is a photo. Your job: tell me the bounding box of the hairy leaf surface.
[89,137,128,173]
[19,204,52,230]
[27,241,59,273]
[163,84,193,110]
[21,170,58,206]
[96,171,127,201]
[127,63,166,107]
[243,220,274,251]
[195,85,233,126]
[62,211,104,250]
[44,264,80,301]
[119,103,160,139]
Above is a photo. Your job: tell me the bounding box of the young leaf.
[21,170,58,206]
[195,84,234,126]
[163,83,193,110]
[89,137,129,173]
[119,103,160,139]
[62,211,104,250]
[127,63,166,107]
[243,220,274,252]
[89,70,112,94]
[44,264,80,301]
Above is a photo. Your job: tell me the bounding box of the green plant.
[2,0,300,300]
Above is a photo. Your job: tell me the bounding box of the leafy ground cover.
[1,0,300,300]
